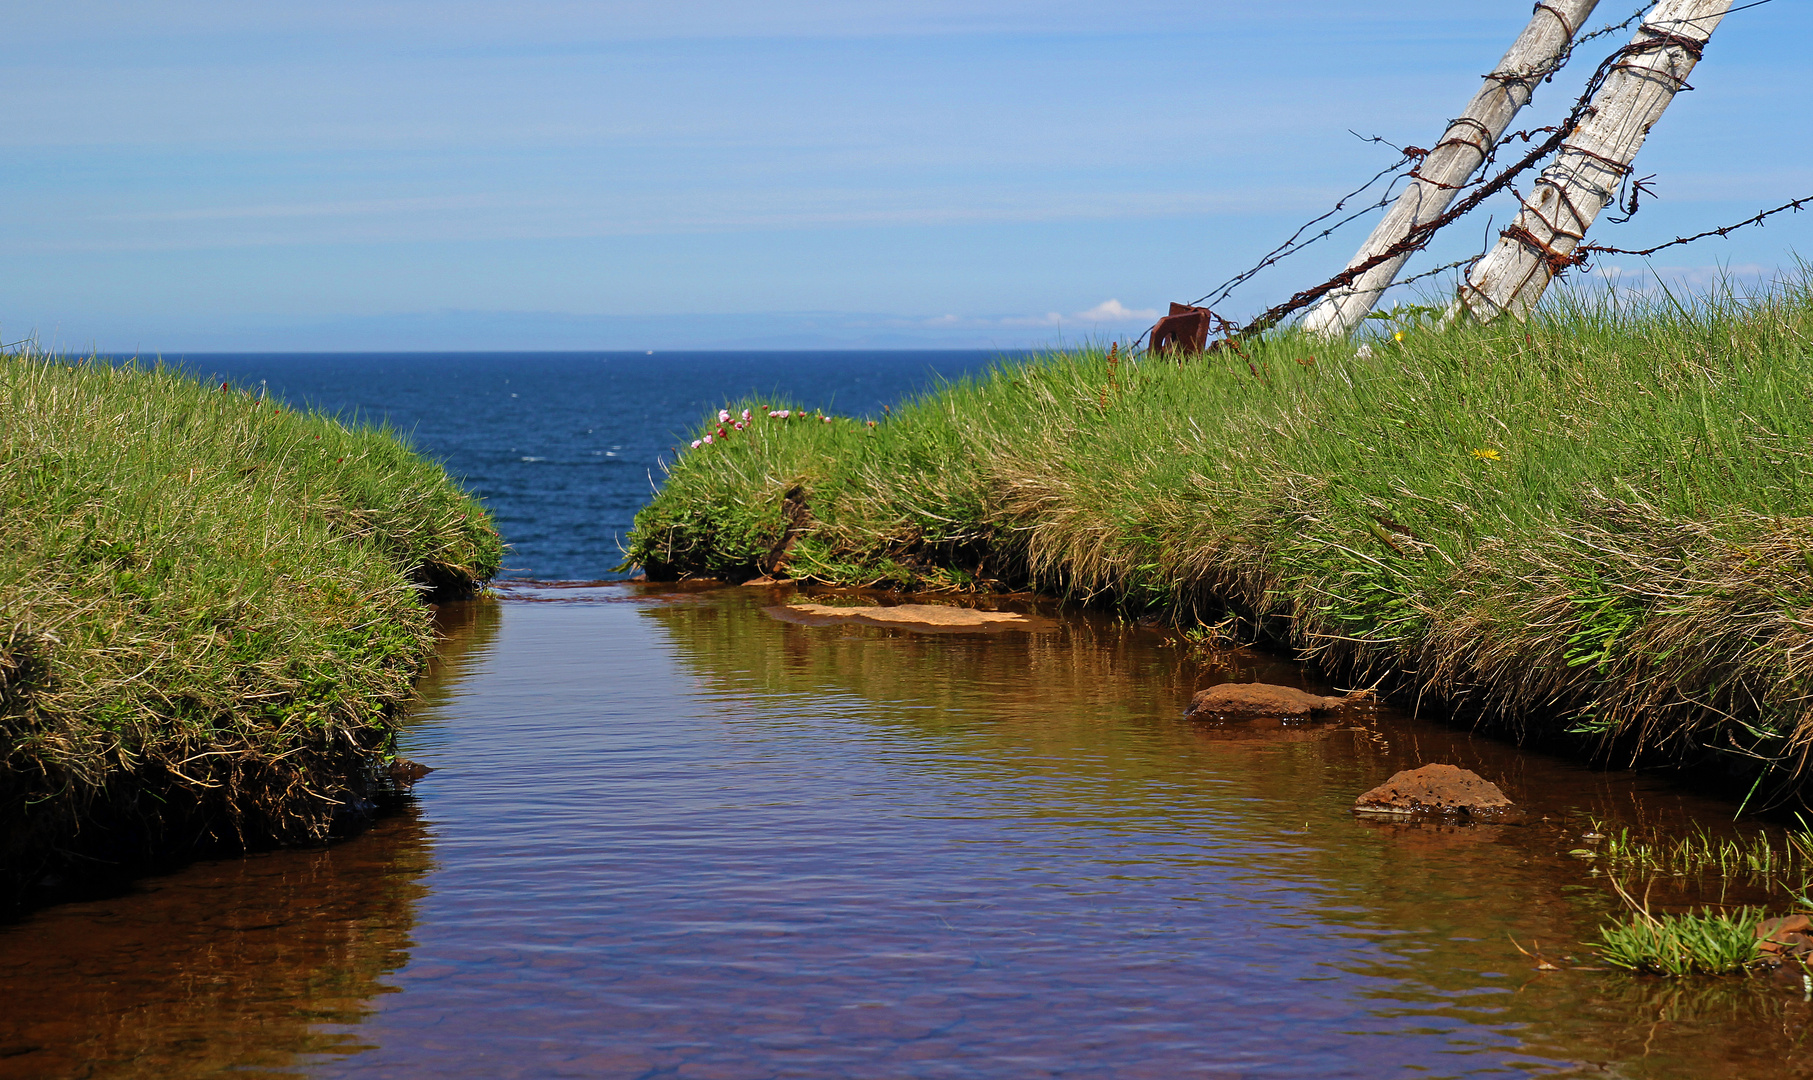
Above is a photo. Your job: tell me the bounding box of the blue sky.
[4,1,1808,351]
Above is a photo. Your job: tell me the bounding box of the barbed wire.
[1573,194,1813,268]
[1189,146,1420,310]
[1385,253,1482,293]
[1225,7,1793,339]
[1177,2,1657,329]
[1139,1,1796,356]
[1342,212,1508,306]
[1508,1,1654,84]
[1230,32,1662,337]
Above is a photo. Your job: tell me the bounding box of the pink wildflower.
[691,439,702,449]
[741,409,751,421]
[702,434,714,445]
[718,409,731,423]
[822,415,832,424]
[734,421,745,431]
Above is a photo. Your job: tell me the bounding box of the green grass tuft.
[1,351,501,898]
[1593,904,1764,976]
[628,276,1813,782]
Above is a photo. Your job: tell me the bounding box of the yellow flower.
[1470,447,1501,461]
[1393,330,1406,343]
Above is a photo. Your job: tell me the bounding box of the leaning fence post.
[1302,0,1603,340]
[1452,0,1733,323]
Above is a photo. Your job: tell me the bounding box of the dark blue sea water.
[146,351,1010,581]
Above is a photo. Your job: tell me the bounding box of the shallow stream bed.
[4,583,1812,1078]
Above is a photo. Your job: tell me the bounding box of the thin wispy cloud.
[104,194,503,223]
[1592,262,1783,297]
[909,299,1157,332]
[1074,299,1158,322]
[4,1,1808,349]
[28,187,1332,254]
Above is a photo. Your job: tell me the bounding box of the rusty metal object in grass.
[759,486,812,579]
[1147,303,1216,356]
[1146,305,1256,370]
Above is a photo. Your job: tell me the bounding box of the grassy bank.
[1,352,501,903]
[628,280,1813,790]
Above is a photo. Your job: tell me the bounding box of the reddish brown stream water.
[4,583,1812,1078]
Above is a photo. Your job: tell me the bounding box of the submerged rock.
[765,602,1050,634]
[1353,764,1512,817]
[1757,915,1813,961]
[1183,682,1354,722]
[387,758,434,791]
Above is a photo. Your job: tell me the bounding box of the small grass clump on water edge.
[1,351,502,904]
[628,275,1813,788]
[1593,901,1765,977]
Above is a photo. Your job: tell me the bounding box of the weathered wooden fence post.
[1452,0,1733,323]
[1303,0,1603,339]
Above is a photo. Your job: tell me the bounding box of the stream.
[5,582,1812,1077]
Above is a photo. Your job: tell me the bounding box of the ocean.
[148,351,1010,581]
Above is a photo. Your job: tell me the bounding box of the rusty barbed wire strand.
[1387,253,1486,293]
[1572,194,1813,267]
[1606,172,1658,223]
[1183,2,1657,323]
[1160,1,1796,352]
[1232,117,1587,332]
[1189,148,1422,310]
[1227,19,1761,340]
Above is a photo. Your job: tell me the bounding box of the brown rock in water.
[1757,915,1813,960]
[1353,764,1511,816]
[1183,682,1352,722]
[765,602,1051,634]
[388,758,434,791]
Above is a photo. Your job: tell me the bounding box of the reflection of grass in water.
[651,591,1813,1067]
[639,587,1301,725]
[1572,817,1813,895]
[1557,971,1813,1070]
[637,588,1345,809]
[412,596,505,715]
[791,592,879,608]
[0,808,433,1078]
[1601,972,1784,1014]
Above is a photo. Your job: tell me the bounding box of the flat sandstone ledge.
[764,602,1054,634]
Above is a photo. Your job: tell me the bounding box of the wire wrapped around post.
[1453,0,1735,324]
